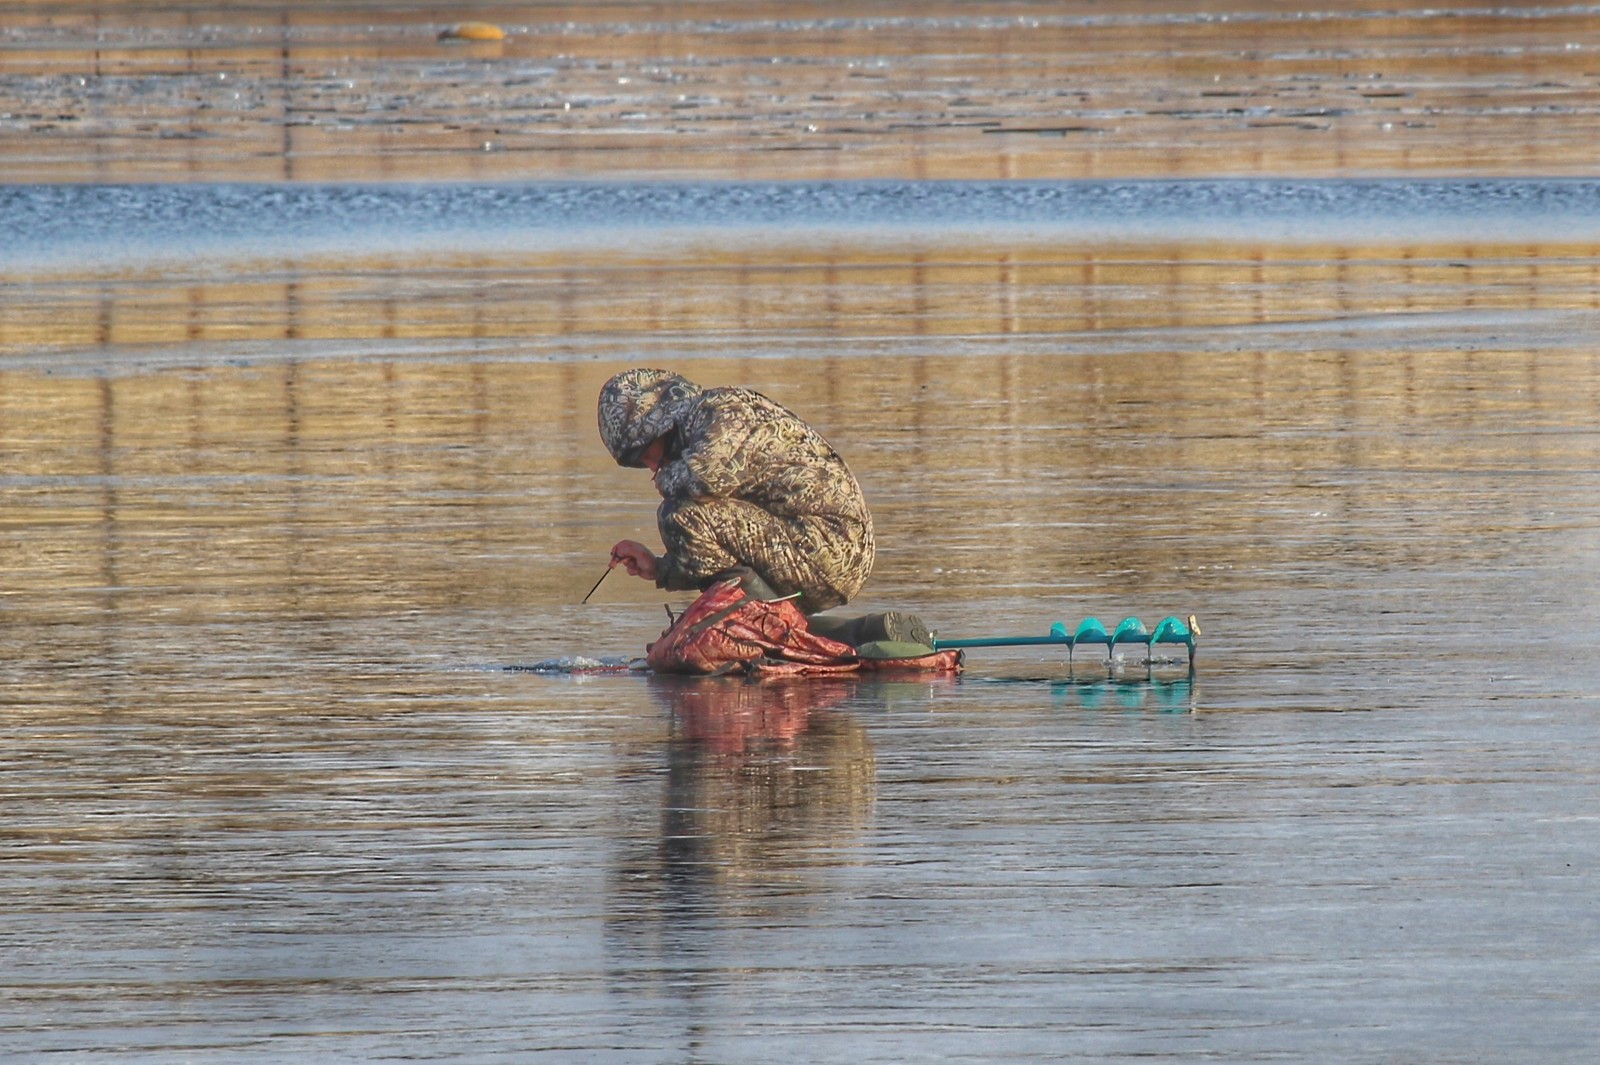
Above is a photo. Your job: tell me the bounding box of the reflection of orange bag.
[647,578,861,676]
[667,677,858,753]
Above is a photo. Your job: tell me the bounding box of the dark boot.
[706,566,784,601]
[807,611,934,650]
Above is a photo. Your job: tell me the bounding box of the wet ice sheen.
[8,178,1600,267]
[7,0,1600,1054]
[5,184,1600,1061]
[6,336,1600,1062]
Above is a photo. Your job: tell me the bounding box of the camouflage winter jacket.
[598,368,875,612]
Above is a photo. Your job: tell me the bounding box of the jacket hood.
[597,368,703,467]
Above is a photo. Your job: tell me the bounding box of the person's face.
[638,437,668,473]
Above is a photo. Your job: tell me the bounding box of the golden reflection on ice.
[8,239,1600,354]
[4,230,1598,643]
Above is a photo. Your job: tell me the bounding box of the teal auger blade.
[932,614,1200,664]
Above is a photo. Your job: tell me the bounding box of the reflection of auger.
[932,615,1200,667]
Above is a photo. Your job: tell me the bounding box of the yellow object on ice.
[438,21,507,42]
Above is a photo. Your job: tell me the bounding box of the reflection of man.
[656,678,875,875]
[602,677,880,1005]
[597,368,932,648]
[651,677,873,859]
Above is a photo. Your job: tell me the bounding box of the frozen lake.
[6,178,1600,1062]
[4,2,1600,1062]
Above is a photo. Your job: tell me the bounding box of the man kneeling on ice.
[597,367,933,651]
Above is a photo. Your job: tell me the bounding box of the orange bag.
[646,578,861,676]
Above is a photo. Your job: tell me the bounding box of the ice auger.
[932,614,1200,668]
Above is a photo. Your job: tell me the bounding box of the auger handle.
[931,634,1069,650]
